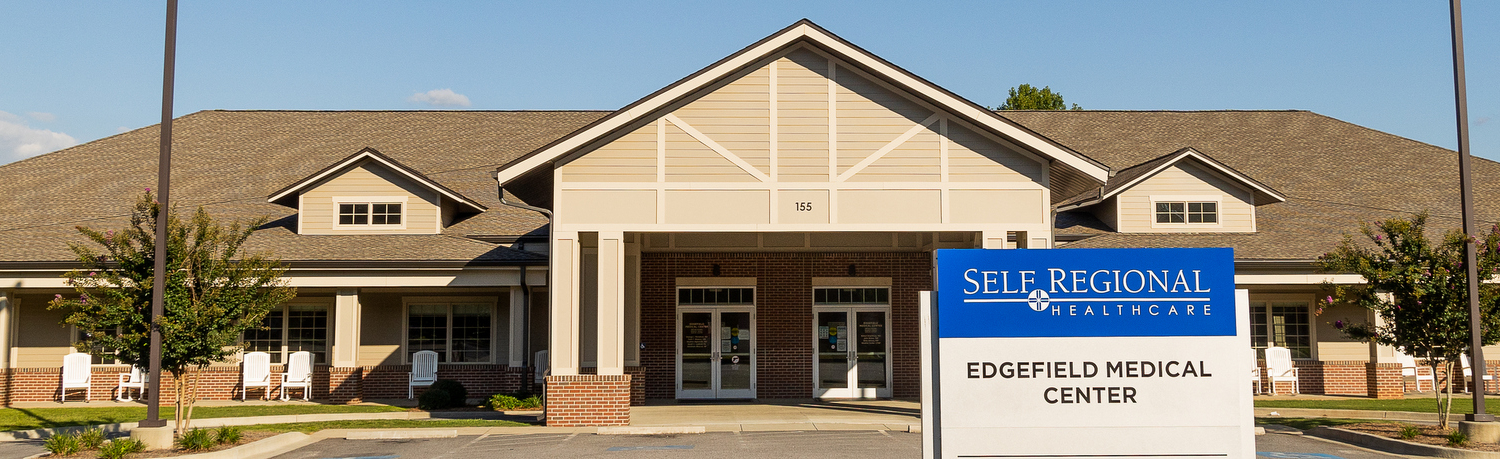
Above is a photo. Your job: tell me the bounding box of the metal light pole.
[140,0,178,429]
[1450,0,1492,423]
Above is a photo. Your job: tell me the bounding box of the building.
[0,20,1494,425]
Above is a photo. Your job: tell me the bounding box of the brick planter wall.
[1366,362,1403,399]
[640,252,928,401]
[545,374,631,426]
[581,366,647,406]
[359,365,528,401]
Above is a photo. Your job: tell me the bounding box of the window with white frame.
[407,301,493,363]
[1250,300,1311,359]
[242,304,329,364]
[1155,201,1218,224]
[338,203,402,226]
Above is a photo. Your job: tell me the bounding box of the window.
[813,287,889,305]
[1155,201,1217,224]
[1250,300,1311,359]
[677,288,754,306]
[407,301,493,363]
[242,305,329,364]
[338,203,402,226]
[73,327,122,365]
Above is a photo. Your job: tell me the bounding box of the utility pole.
[1450,0,1492,423]
[141,0,178,430]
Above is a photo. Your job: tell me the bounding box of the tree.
[49,189,295,435]
[997,84,1081,110]
[1318,212,1500,429]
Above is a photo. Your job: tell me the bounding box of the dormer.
[269,147,486,235]
[1058,148,1284,233]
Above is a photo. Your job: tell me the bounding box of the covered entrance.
[813,287,891,399]
[677,287,756,399]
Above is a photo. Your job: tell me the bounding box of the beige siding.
[672,65,771,174]
[1091,197,1120,230]
[357,292,404,367]
[301,161,441,235]
[15,294,71,368]
[777,48,831,182]
[946,123,1047,184]
[835,68,938,181]
[1115,160,1255,233]
[559,123,658,182]
[663,122,759,182]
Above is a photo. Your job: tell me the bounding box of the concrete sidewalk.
[628,399,920,432]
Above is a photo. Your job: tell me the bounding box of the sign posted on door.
[923,248,1252,458]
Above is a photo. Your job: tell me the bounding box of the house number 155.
[795,202,814,212]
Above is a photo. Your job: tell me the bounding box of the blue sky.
[2,1,1496,165]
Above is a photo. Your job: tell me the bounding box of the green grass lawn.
[245,419,531,433]
[1256,397,1500,414]
[0,405,409,431]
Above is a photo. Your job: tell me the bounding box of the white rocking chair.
[1264,346,1299,395]
[241,351,273,400]
[1249,348,1262,395]
[60,353,92,402]
[115,366,148,401]
[280,351,313,401]
[1461,353,1495,394]
[409,350,438,399]
[1396,352,1434,393]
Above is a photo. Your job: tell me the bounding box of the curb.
[0,411,515,441]
[346,429,458,440]
[1256,407,1457,423]
[598,426,705,435]
[1309,427,1500,459]
[172,432,313,459]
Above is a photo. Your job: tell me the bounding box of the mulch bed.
[1340,422,1500,451]
[47,430,277,458]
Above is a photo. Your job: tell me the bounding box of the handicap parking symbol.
[1257,453,1343,459]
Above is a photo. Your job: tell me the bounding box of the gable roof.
[1056,147,1285,211]
[495,19,1110,193]
[267,146,486,213]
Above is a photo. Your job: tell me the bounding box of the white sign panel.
[925,248,1253,459]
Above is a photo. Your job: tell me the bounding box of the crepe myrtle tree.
[1318,212,1500,429]
[49,189,295,435]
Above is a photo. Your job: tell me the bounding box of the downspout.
[494,173,552,395]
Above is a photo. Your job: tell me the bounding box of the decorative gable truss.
[497,20,1110,235]
[268,147,486,235]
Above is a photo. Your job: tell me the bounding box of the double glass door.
[677,307,755,399]
[814,307,890,398]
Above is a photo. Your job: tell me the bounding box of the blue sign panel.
[934,248,1235,338]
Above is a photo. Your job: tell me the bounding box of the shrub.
[99,438,146,459]
[487,392,543,410]
[430,379,468,407]
[1447,429,1468,446]
[214,425,242,445]
[44,432,81,456]
[1399,424,1421,440]
[177,428,214,451]
[78,428,106,449]
[418,388,453,410]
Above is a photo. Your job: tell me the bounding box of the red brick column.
[1366,362,1403,399]
[545,375,631,427]
[327,367,362,403]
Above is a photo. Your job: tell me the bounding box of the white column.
[1369,294,1397,363]
[509,284,526,367]
[550,232,582,376]
[0,291,11,369]
[332,289,361,368]
[980,230,1008,249]
[596,231,626,375]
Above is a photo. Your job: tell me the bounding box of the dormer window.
[339,203,402,225]
[1155,201,1217,224]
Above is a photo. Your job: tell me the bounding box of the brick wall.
[581,366,647,406]
[4,363,526,404]
[1366,362,1403,399]
[544,374,631,426]
[640,252,928,401]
